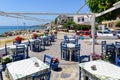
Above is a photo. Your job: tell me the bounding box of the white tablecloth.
[79,60,120,80]
[67,43,75,49]
[6,57,49,80]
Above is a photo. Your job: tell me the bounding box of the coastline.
[0,31,76,48]
[0,29,46,48]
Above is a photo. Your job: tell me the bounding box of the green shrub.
[2,57,12,64]
[116,21,120,27]
[1,55,12,64]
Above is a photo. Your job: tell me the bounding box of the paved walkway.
[2,32,119,80]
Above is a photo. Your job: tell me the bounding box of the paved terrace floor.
[2,32,120,80]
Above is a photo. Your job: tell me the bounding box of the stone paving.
[2,32,120,80]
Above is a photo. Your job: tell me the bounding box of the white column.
[91,14,95,54]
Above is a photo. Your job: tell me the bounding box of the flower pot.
[52,62,59,70]
[16,40,21,44]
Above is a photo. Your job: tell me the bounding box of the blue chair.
[50,35,55,42]
[78,55,90,80]
[72,44,80,61]
[0,69,3,80]
[31,40,41,52]
[78,55,90,63]
[32,70,51,80]
[43,36,50,46]
[105,44,115,63]
[43,54,52,69]
[60,41,69,60]
[115,44,120,66]
[12,44,26,61]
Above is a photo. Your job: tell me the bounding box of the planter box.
[51,62,59,70]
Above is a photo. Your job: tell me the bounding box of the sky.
[0,0,90,26]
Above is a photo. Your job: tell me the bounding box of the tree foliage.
[116,21,120,27]
[54,18,58,25]
[63,21,76,30]
[86,0,120,23]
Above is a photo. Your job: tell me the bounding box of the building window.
[78,18,80,22]
[82,17,84,22]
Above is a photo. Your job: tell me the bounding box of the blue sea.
[0,26,47,34]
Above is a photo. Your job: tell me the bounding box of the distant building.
[102,20,120,30]
[57,15,73,25]
[56,15,91,25]
[73,15,91,25]
[102,15,120,30]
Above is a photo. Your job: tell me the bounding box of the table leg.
[69,50,72,61]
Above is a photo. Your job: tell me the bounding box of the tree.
[63,21,76,30]
[116,21,120,27]
[86,0,120,23]
[54,18,58,25]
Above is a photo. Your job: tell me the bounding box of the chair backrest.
[101,41,106,46]
[13,44,26,61]
[115,41,120,46]
[32,70,51,80]
[43,54,52,68]
[106,44,115,63]
[101,41,106,54]
[0,70,3,80]
[64,35,69,43]
[78,55,90,63]
[16,44,26,54]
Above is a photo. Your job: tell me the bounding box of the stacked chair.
[43,36,51,46]
[49,35,55,42]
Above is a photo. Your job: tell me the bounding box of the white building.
[73,15,91,25]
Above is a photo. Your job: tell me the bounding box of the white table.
[6,57,49,80]
[67,43,75,61]
[7,44,27,54]
[78,60,120,80]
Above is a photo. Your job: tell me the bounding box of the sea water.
[0,26,47,34]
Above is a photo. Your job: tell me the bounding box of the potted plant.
[91,53,102,60]
[32,33,38,39]
[51,57,59,70]
[15,36,22,44]
[1,55,12,70]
